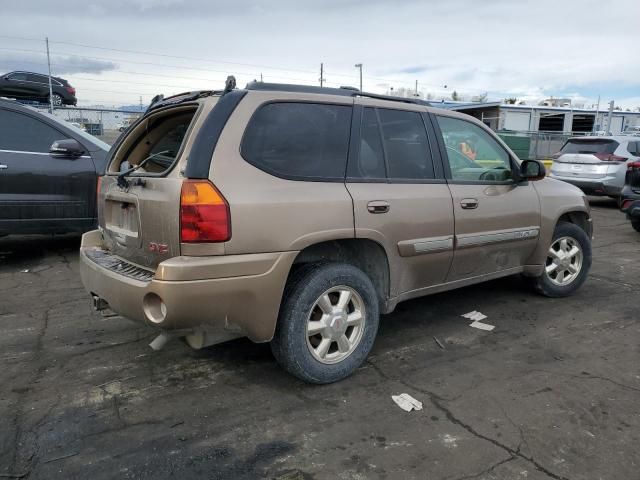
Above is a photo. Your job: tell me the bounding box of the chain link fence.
[33,105,144,145]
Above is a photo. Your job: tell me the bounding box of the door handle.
[367,201,390,214]
[0,164,7,170]
[460,198,478,209]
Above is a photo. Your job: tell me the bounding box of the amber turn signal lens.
[180,180,231,243]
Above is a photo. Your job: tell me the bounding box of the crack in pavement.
[367,360,571,480]
[452,455,516,480]
[527,368,640,393]
[6,309,50,479]
[588,274,638,289]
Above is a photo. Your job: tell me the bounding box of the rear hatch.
[98,101,210,270]
[551,138,621,178]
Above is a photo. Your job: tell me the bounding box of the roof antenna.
[222,75,236,96]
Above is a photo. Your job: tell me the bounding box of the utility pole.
[415,79,419,97]
[319,63,324,87]
[354,63,363,91]
[593,95,600,133]
[139,96,143,111]
[45,37,54,114]
[260,73,263,82]
[605,100,614,134]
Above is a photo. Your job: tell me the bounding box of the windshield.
[560,139,618,155]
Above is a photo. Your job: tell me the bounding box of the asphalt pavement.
[1,198,638,480]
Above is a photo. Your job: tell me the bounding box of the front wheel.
[271,263,379,384]
[631,220,640,233]
[532,222,592,297]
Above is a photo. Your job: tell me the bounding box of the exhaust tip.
[143,292,167,324]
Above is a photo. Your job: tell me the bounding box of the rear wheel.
[532,222,591,297]
[271,263,379,384]
[631,220,640,233]
[48,93,63,107]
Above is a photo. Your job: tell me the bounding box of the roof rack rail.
[245,82,430,106]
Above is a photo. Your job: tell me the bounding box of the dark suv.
[0,71,77,106]
[0,99,109,235]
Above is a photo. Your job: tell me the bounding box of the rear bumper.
[549,174,622,196]
[79,230,297,344]
[620,193,640,219]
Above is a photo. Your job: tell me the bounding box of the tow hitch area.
[91,294,109,311]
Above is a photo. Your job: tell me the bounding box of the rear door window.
[26,74,47,84]
[0,110,63,152]
[378,108,435,180]
[560,139,619,155]
[241,102,352,181]
[348,107,436,181]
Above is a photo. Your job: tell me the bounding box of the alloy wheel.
[305,286,366,365]
[545,236,583,286]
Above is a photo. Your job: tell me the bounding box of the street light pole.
[354,63,363,91]
[45,37,54,114]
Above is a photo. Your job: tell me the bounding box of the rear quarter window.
[241,102,352,181]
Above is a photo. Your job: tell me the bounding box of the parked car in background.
[0,71,77,106]
[549,136,640,198]
[620,160,640,232]
[0,98,109,235]
[80,82,592,384]
[67,121,87,132]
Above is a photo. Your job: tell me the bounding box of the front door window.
[437,116,514,183]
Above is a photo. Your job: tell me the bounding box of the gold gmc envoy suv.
[80,81,593,383]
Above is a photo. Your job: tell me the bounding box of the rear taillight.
[628,161,640,171]
[65,86,76,95]
[595,153,627,162]
[180,180,230,243]
[621,199,633,210]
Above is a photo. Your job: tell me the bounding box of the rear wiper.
[117,150,172,189]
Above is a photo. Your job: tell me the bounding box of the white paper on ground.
[391,393,423,412]
[469,320,495,331]
[461,311,487,321]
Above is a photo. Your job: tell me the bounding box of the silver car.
[550,136,640,197]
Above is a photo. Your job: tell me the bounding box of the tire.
[49,93,63,107]
[271,263,379,384]
[631,220,640,233]
[532,222,592,297]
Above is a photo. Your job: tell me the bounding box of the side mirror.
[519,159,546,181]
[50,139,85,158]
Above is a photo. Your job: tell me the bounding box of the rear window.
[241,102,352,181]
[560,139,618,155]
[109,106,198,175]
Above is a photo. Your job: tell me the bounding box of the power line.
[0,34,484,95]
[0,34,426,87]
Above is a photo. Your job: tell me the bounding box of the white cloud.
[1,0,637,107]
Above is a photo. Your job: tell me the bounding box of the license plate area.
[105,199,140,243]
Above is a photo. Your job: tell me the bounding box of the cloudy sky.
[1,0,638,108]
